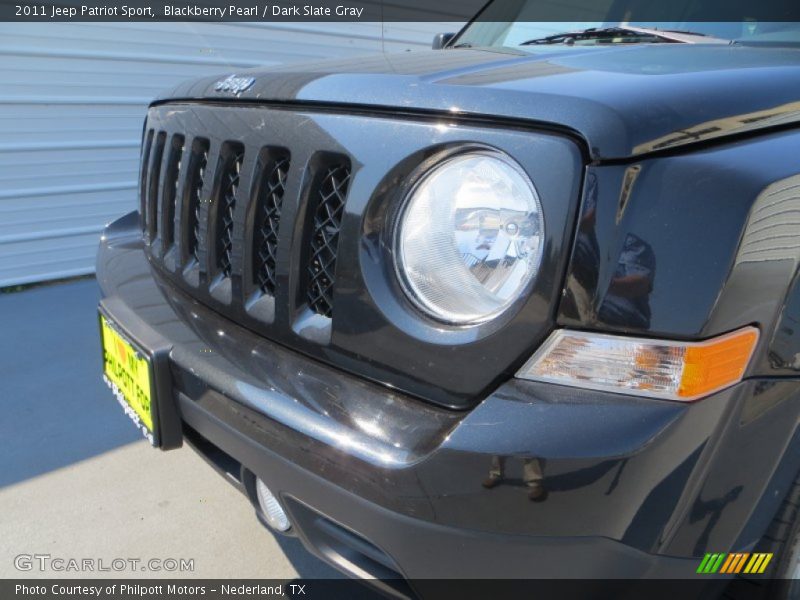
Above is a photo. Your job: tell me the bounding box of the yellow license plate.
[100,313,156,444]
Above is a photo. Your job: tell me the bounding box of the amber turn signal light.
[518,326,759,401]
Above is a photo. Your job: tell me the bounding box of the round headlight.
[394,151,544,325]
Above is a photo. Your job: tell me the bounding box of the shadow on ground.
[276,536,346,579]
[0,278,141,488]
[0,277,352,580]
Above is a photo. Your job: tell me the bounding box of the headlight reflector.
[394,151,544,324]
[518,327,759,401]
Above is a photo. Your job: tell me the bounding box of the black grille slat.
[162,134,185,253]
[253,149,290,295]
[306,162,351,318]
[184,138,209,266]
[214,144,245,278]
[139,129,154,231]
[146,131,167,242]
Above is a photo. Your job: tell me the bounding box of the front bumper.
[97,212,800,586]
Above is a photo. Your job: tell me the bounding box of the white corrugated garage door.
[0,20,460,287]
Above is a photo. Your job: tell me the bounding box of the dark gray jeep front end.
[96,16,800,596]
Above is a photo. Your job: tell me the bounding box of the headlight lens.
[394,151,544,325]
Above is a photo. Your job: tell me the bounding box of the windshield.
[454,0,800,48]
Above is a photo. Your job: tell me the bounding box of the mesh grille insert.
[141,113,360,334]
[307,162,351,318]
[162,134,185,252]
[139,129,154,231]
[184,138,209,266]
[253,149,291,295]
[215,144,245,277]
[147,131,167,241]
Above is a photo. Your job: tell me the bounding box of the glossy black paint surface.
[143,103,582,409]
[97,225,800,569]
[95,36,800,580]
[558,129,800,379]
[155,45,800,160]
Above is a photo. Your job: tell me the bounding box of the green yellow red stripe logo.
[697,553,772,574]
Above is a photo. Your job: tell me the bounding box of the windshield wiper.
[521,26,731,46]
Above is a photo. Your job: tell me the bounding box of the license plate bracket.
[98,306,181,449]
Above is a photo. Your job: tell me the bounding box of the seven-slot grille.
[138,128,351,321]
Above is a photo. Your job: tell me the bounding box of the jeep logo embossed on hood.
[214,75,256,94]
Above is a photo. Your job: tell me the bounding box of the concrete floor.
[0,278,340,579]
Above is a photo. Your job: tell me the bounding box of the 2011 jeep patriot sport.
[96,0,800,595]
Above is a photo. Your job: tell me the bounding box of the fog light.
[256,478,291,532]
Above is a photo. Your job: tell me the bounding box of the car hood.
[155,45,800,160]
